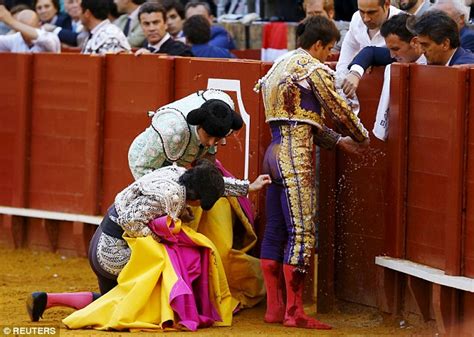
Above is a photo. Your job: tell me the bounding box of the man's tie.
[123,17,131,36]
[147,46,157,53]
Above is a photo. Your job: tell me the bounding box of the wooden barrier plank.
[28,54,104,215]
[101,54,175,213]
[406,65,466,274]
[0,54,32,208]
[334,67,386,307]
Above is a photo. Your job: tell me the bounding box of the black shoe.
[26,292,47,322]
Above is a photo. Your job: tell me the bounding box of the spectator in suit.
[0,5,60,52]
[162,0,185,42]
[408,9,474,65]
[135,2,192,56]
[397,0,431,15]
[42,0,88,47]
[303,0,349,52]
[184,1,236,50]
[183,14,235,58]
[80,0,131,54]
[336,0,401,73]
[114,0,146,48]
[433,0,474,52]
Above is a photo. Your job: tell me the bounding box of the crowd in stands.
[0,0,473,71]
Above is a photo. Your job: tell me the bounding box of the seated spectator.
[0,5,60,52]
[185,1,236,50]
[80,0,131,54]
[397,0,431,16]
[135,2,192,56]
[433,0,474,52]
[162,0,185,42]
[303,0,349,52]
[183,14,235,58]
[114,0,146,48]
[336,0,401,73]
[408,9,474,65]
[42,0,88,47]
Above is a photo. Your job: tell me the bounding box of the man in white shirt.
[0,5,60,53]
[80,0,131,55]
[336,0,401,73]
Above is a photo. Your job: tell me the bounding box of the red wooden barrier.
[334,67,386,307]
[100,54,175,213]
[406,65,467,273]
[28,54,104,214]
[0,54,32,207]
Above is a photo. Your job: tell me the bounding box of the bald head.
[16,9,41,28]
[433,1,468,29]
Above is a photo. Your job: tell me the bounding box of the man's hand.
[135,48,151,56]
[337,136,370,155]
[248,174,272,192]
[180,205,195,223]
[342,71,361,97]
[0,5,13,25]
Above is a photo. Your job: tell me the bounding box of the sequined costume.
[256,48,368,271]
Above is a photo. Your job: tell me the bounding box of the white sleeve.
[33,29,61,53]
[336,26,360,73]
[372,65,391,141]
[0,34,16,51]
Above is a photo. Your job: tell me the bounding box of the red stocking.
[260,259,285,323]
[283,264,332,329]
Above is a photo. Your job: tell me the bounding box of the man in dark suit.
[433,0,474,52]
[411,10,474,65]
[134,2,192,56]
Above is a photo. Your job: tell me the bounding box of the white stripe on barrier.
[375,256,474,293]
[0,206,102,225]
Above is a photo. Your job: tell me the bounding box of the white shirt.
[336,6,402,73]
[82,19,131,55]
[0,29,60,53]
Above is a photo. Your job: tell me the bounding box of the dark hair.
[81,0,109,21]
[132,0,146,4]
[138,2,167,22]
[184,1,211,17]
[162,0,185,19]
[297,15,340,49]
[179,159,224,210]
[34,0,60,11]
[183,14,210,44]
[187,99,243,138]
[380,13,414,43]
[408,10,460,48]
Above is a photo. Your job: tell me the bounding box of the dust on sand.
[0,247,437,336]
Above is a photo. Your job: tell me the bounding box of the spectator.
[303,0,349,52]
[162,0,185,42]
[0,5,60,52]
[183,14,235,58]
[408,9,474,65]
[397,0,431,15]
[114,0,146,48]
[42,0,88,47]
[433,0,474,52]
[185,1,236,50]
[80,0,131,54]
[135,2,192,56]
[181,0,217,17]
[33,0,64,24]
[342,13,426,140]
[336,0,401,73]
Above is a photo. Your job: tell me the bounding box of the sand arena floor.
[0,247,438,336]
